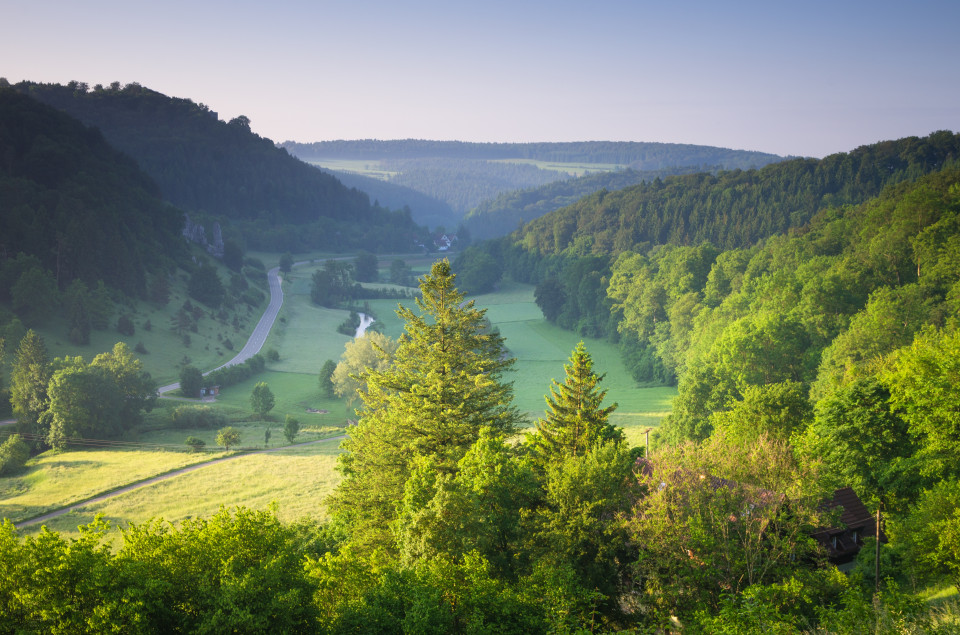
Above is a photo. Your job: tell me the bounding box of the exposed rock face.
[183,213,225,258]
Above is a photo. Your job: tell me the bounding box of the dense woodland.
[0,81,958,631]
[462,165,714,240]
[0,88,185,297]
[11,81,428,252]
[386,157,569,215]
[1,263,958,632]
[316,169,459,231]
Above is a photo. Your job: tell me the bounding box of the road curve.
[15,435,345,529]
[157,265,284,394]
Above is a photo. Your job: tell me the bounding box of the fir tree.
[531,341,621,465]
[10,330,52,443]
[329,259,521,552]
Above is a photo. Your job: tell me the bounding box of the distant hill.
[282,139,786,170]
[0,88,185,296]
[15,81,427,252]
[282,139,788,223]
[461,166,711,241]
[509,131,960,258]
[318,169,459,230]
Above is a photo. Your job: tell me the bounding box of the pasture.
[4,254,673,539]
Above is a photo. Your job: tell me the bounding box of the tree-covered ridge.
[461,165,712,240]
[0,88,185,297]
[317,168,459,230]
[386,157,569,215]
[283,139,786,170]
[643,170,960,447]
[14,81,427,252]
[511,131,960,257]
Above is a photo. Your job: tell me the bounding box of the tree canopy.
[329,260,521,552]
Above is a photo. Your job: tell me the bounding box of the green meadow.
[3,254,673,539]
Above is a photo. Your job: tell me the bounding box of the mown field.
[4,253,673,540]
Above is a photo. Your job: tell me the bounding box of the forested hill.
[511,131,960,257]
[317,168,458,230]
[461,165,710,241]
[283,139,786,171]
[0,88,185,296]
[13,81,426,252]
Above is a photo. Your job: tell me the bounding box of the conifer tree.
[10,330,52,442]
[531,341,621,465]
[329,260,521,552]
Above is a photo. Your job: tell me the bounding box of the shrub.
[134,341,148,354]
[117,314,135,336]
[0,434,30,475]
[184,436,206,452]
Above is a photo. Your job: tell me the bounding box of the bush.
[184,436,206,452]
[171,405,228,429]
[267,348,280,362]
[0,434,31,475]
[117,314,135,336]
[134,341,149,354]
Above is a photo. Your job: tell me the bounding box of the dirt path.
[15,435,345,529]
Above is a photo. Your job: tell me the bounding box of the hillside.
[509,131,960,258]
[0,88,185,297]
[461,165,710,240]
[14,81,427,252]
[320,168,459,230]
[283,139,788,223]
[457,131,960,367]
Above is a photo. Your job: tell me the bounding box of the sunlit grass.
[0,447,229,524]
[467,279,675,445]
[18,437,344,541]
[7,254,675,538]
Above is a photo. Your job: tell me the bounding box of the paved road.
[157,265,285,394]
[15,435,345,528]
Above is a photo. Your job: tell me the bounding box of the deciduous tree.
[250,381,275,420]
[216,426,241,450]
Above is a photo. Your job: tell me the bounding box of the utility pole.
[875,506,882,593]
[643,427,653,458]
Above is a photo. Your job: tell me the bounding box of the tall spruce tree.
[10,330,52,443]
[329,260,521,552]
[531,341,621,465]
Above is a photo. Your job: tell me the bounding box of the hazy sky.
[3,0,958,157]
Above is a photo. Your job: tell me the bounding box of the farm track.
[14,435,345,529]
[16,258,346,530]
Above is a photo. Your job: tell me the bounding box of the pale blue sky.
[3,0,957,157]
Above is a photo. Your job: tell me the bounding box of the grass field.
[0,446,230,524]
[491,158,626,177]
[16,438,343,541]
[301,158,397,180]
[3,254,673,539]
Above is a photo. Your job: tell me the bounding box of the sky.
[2,0,958,158]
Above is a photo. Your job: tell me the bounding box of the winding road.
[13,259,351,528]
[157,265,286,394]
